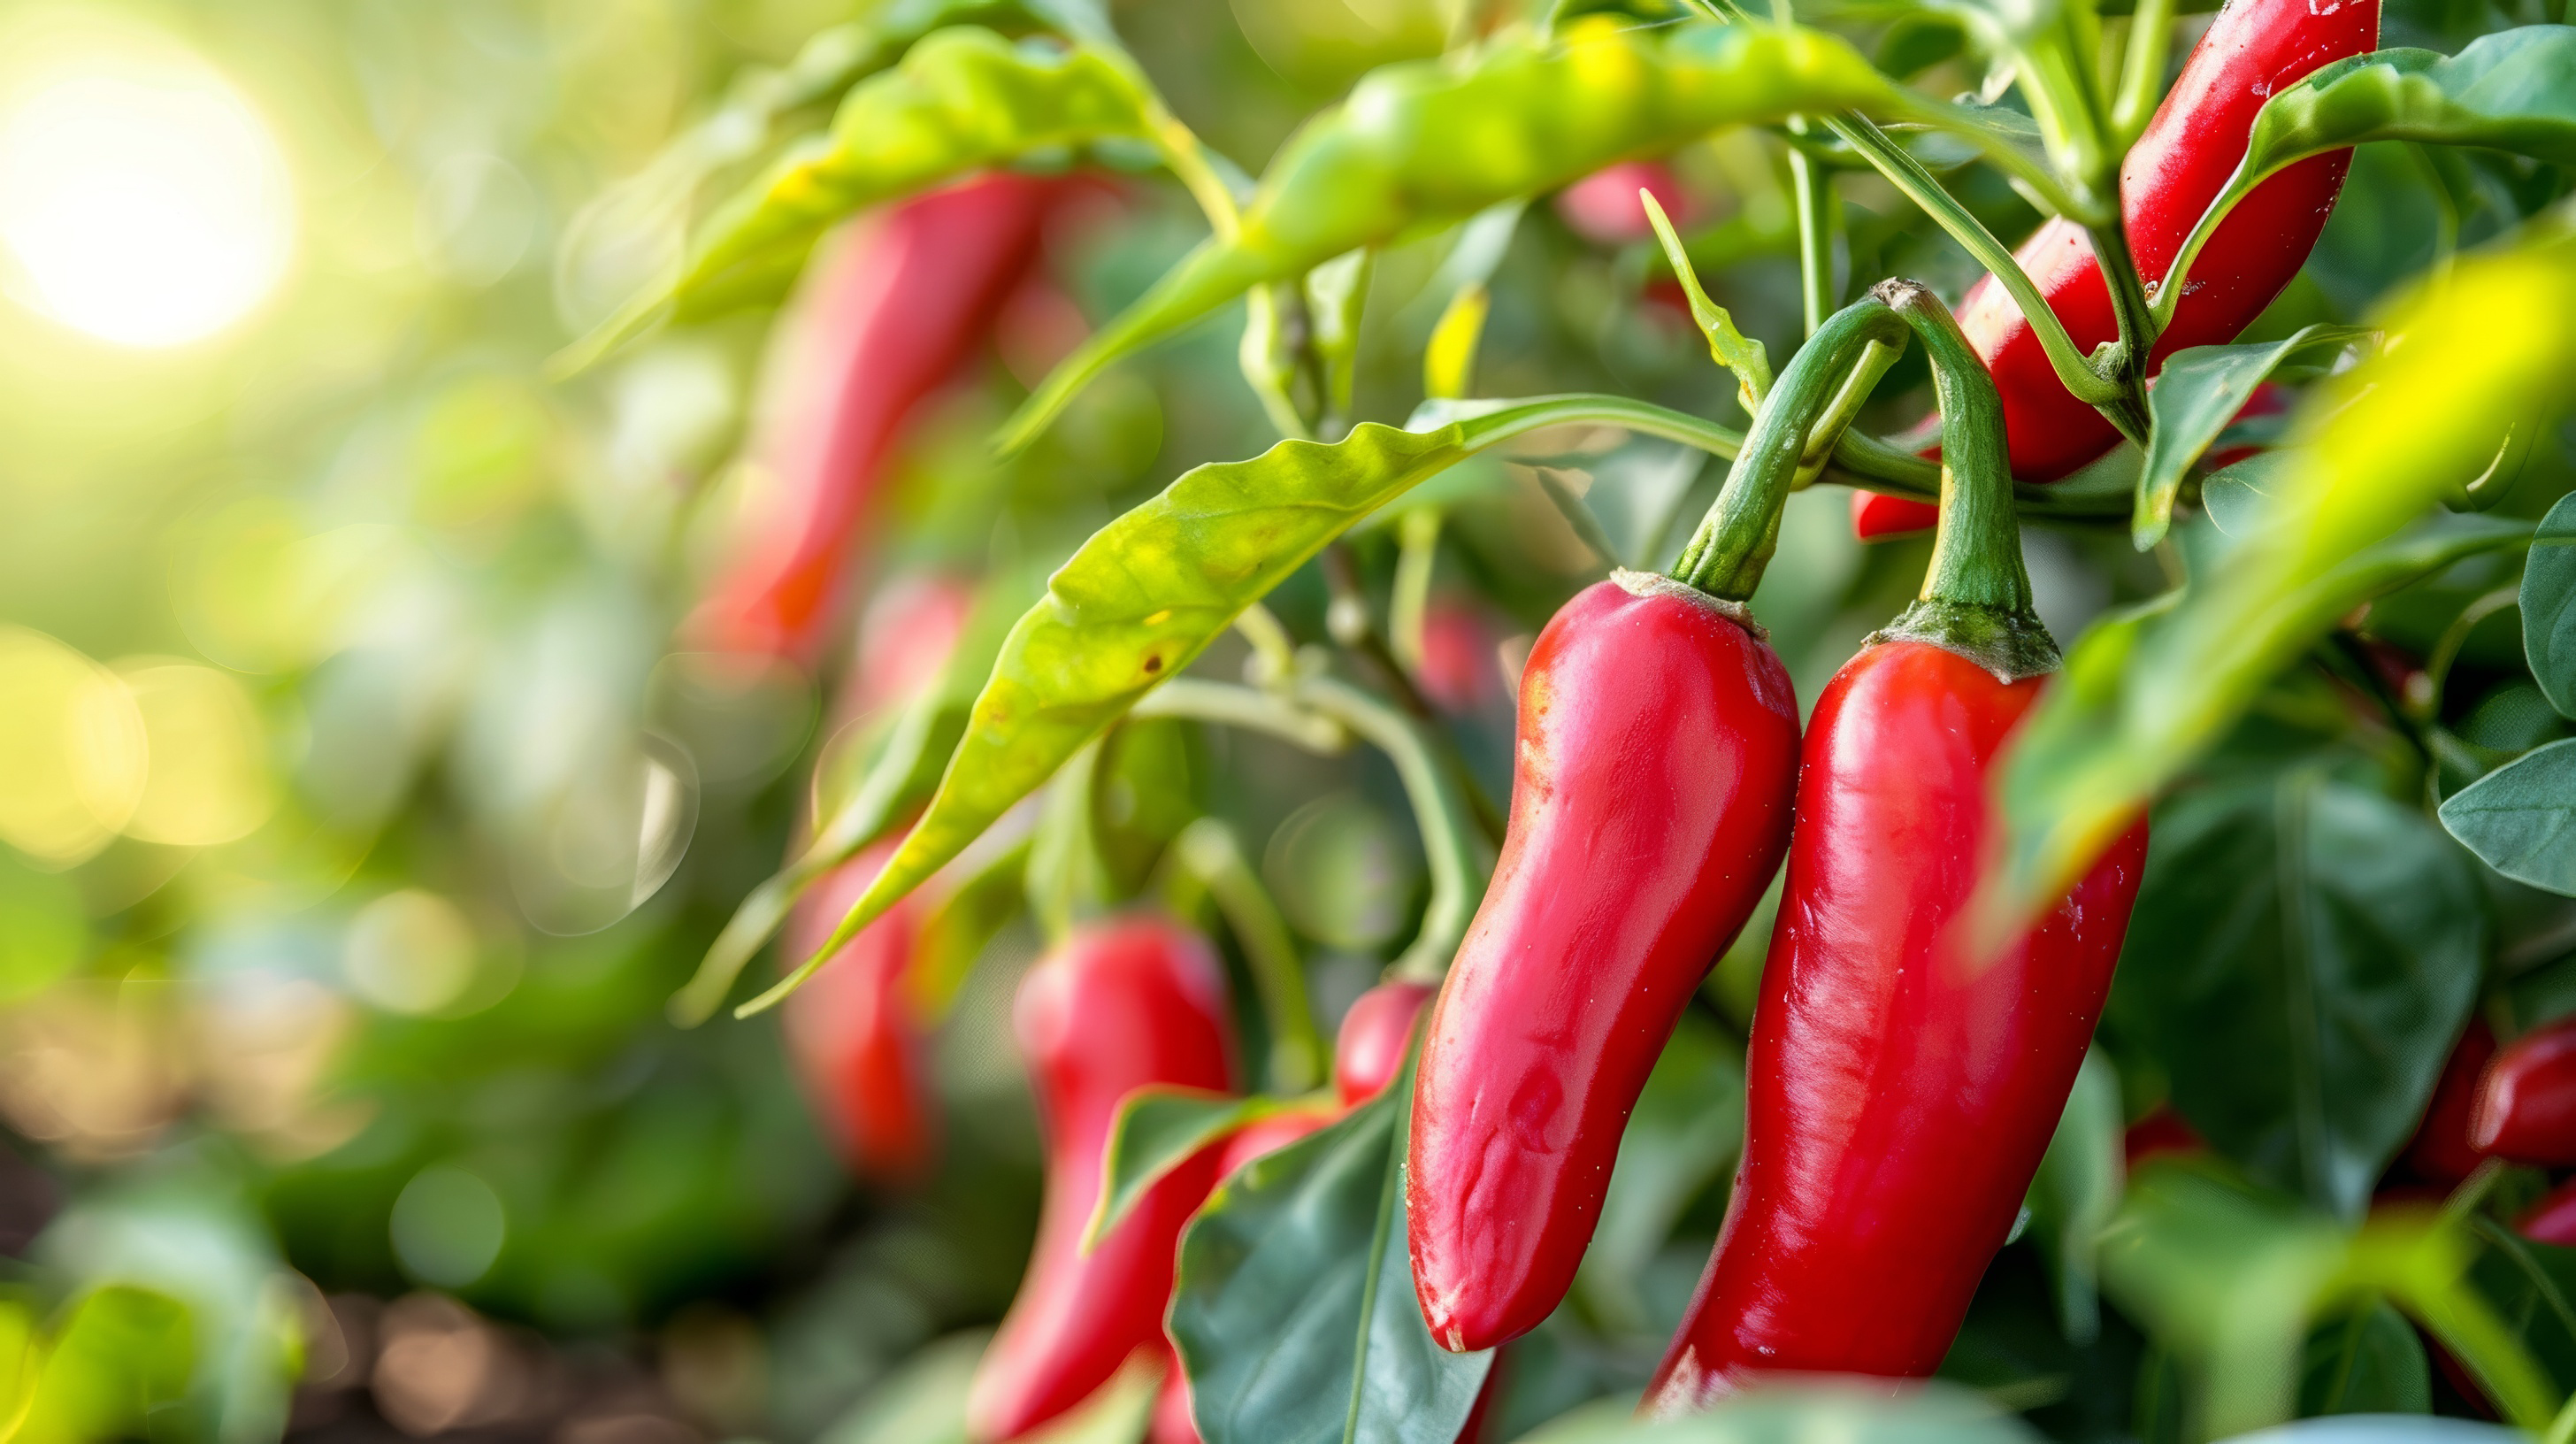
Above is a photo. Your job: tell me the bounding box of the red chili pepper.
[2472,1018,2576,1166]
[2404,1018,2497,1185]
[1852,489,1940,542]
[1407,571,1801,1353]
[967,917,1237,1442]
[689,173,1059,662]
[2519,1178,2576,1247]
[1955,0,2380,481]
[1408,291,1938,1357]
[1646,283,2148,1409]
[1336,980,1436,1106]
[781,840,937,1181]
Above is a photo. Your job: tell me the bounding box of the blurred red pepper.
[689,173,1059,662]
[1407,571,1801,1353]
[781,839,937,1181]
[2473,1018,2576,1166]
[2520,1179,2576,1246]
[1336,980,1435,1106]
[967,918,1237,1442]
[1557,159,1687,246]
[2405,1018,2497,1185]
[1647,283,2148,1409]
[1955,0,2380,482]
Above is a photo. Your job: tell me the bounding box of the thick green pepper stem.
[1867,279,2062,682]
[1675,295,1911,601]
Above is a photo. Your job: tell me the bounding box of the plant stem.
[2084,218,2158,443]
[1173,818,1324,1093]
[1790,134,1836,336]
[1676,295,1913,599]
[1296,676,1488,985]
[2111,0,2175,143]
[1821,114,2128,411]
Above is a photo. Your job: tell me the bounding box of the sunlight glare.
[0,50,294,347]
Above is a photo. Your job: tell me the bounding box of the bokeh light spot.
[390,1164,507,1287]
[0,627,147,864]
[0,45,295,347]
[345,890,479,1016]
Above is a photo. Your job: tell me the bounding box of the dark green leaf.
[2157,29,2576,313]
[2522,491,2576,717]
[2298,1302,2431,1416]
[1169,1088,1492,1444]
[1086,1087,1317,1249]
[2465,1216,2576,1396]
[2135,327,2373,549]
[1002,21,1921,449]
[2440,738,2576,895]
[2110,774,2484,1217]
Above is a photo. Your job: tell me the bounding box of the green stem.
[1793,337,1906,488]
[1789,134,1836,336]
[2084,219,2158,443]
[1173,818,1324,1093]
[1867,280,2063,681]
[1676,295,1912,599]
[1295,676,1486,985]
[1390,509,1443,674]
[2111,0,2176,143]
[1320,545,1506,846]
[1821,114,2127,411]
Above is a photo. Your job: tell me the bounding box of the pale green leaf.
[2134,326,2373,549]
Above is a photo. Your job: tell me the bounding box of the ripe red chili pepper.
[2405,1018,2497,1185]
[1956,0,2380,482]
[2122,1107,2207,1169]
[2472,1018,2576,1165]
[689,173,1058,662]
[967,917,1236,1442]
[1407,572,1801,1352]
[781,840,936,1180]
[1646,283,2148,1410]
[1336,980,1435,1106]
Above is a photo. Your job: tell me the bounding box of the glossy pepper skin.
[2472,1019,2576,1165]
[690,174,1057,661]
[1957,0,2380,482]
[2520,1178,2576,1246]
[966,918,1236,1442]
[1646,644,2150,1407]
[1408,570,1801,1354]
[1647,280,2147,1410]
[781,840,936,1180]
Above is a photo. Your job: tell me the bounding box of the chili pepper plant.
[553,0,2576,1434]
[19,0,2576,1434]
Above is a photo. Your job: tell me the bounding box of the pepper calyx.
[1866,599,2060,683]
[1613,567,1767,640]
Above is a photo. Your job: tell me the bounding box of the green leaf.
[1640,191,1769,413]
[2523,491,2576,718]
[1085,1087,1316,1250]
[2156,29,2576,321]
[670,573,1030,1025]
[1168,1087,1492,1444]
[2133,326,2374,550]
[2440,738,2576,895]
[561,27,1171,371]
[816,1331,990,1444]
[1574,1013,1745,1337]
[1001,20,1916,449]
[2025,1047,2123,1345]
[1989,234,2576,930]
[908,833,1031,1018]
[749,395,1775,1015]
[2298,1302,2431,1416]
[2109,773,2484,1219]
